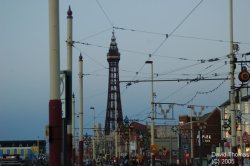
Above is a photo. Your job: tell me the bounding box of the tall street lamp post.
[124,116,130,161]
[146,60,155,166]
[78,54,84,166]
[187,105,194,164]
[48,0,62,165]
[171,126,182,166]
[197,122,207,166]
[229,1,238,165]
[145,61,155,146]
[90,107,96,165]
[72,93,76,165]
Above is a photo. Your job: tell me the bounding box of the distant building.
[220,91,250,155]
[0,140,46,159]
[179,108,221,165]
[154,125,178,164]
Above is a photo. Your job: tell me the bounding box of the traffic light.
[238,66,250,83]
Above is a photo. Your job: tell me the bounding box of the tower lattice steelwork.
[105,32,123,135]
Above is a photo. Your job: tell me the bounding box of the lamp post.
[66,6,73,166]
[78,54,84,166]
[48,0,62,165]
[124,116,130,161]
[72,93,75,165]
[90,107,96,165]
[187,105,194,164]
[197,122,207,166]
[171,126,182,166]
[229,1,237,165]
[124,116,135,163]
[145,61,155,146]
[146,60,155,166]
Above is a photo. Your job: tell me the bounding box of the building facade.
[179,108,221,165]
[0,140,46,160]
[220,91,250,155]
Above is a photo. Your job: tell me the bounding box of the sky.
[0,0,250,140]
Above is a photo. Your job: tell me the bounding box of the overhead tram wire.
[157,52,233,78]
[155,78,227,109]
[73,39,231,83]
[126,77,227,123]
[155,62,229,104]
[120,77,229,84]
[172,34,250,45]
[73,41,200,62]
[73,39,242,66]
[181,79,227,106]
[129,0,205,81]
[158,83,190,103]
[95,0,114,27]
[73,40,234,82]
[114,26,250,45]
[151,0,205,57]
[158,62,203,76]
[119,52,231,87]
[77,27,113,42]
[72,44,108,69]
[202,63,227,76]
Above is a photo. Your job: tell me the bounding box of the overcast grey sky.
[1,0,250,140]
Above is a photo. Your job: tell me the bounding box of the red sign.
[242,132,250,143]
[150,144,158,153]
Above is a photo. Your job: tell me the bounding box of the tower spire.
[109,30,118,52]
[105,32,123,135]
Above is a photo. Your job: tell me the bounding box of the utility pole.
[145,60,155,166]
[66,6,73,166]
[239,89,243,154]
[79,54,84,166]
[145,61,155,145]
[48,0,62,165]
[72,93,75,165]
[238,89,243,165]
[90,107,96,165]
[171,126,181,165]
[188,105,194,164]
[229,0,237,164]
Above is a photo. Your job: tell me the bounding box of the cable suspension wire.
[72,45,107,69]
[72,41,243,64]
[114,26,250,45]
[124,77,227,122]
[202,63,227,76]
[73,41,232,85]
[95,0,114,27]
[158,83,190,103]
[129,0,206,82]
[159,62,202,76]
[181,79,227,106]
[151,0,205,56]
[155,102,217,108]
[77,27,113,41]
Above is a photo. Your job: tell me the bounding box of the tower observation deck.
[105,32,123,135]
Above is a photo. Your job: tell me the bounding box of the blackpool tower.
[105,32,123,135]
